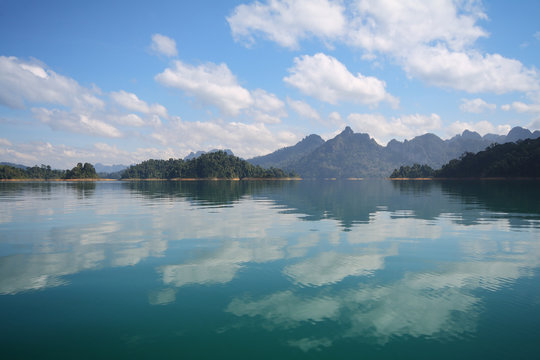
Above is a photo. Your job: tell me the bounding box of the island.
[121,151,297,180]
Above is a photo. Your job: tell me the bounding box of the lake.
[1,180,540,359]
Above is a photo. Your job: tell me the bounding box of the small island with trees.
[121,151,297,180]
[390,137,540,179]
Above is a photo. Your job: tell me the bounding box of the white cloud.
[227,0,346,49]
[287,97,321,121]
[248,89,287,124]
[0,56,104,110]
[155,60,253,116]
[347,112,441,144]
[110,90,168,118]
[446,120,510,137]
[508,101,540,114]
[404,46,539,94]
[0,138,12,146]
[108,113,145,127]
[284,53,398,107]
[348,0,487,54]
[150,116,298,159]
[0,139,181,168]
[349,1,539,94]
[252,89,285,113]
[501,104,511,111]
[535,31,540,41]
[459,98,496,113]
[150,34,178,57]
[31,108,122,138]
[229,1,539,94]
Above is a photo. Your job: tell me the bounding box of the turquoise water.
[1,180,540,359]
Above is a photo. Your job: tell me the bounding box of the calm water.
[1,180,540,359]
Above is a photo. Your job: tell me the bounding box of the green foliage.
[121,151,295,179]
[64,163,99,179]
[0,165,27,179]
[0,164,66,179]
[435,138,540,178]
[390,164,436,178]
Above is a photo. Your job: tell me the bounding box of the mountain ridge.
[248,126,540,178]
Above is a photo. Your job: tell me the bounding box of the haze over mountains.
[248,126,540,178]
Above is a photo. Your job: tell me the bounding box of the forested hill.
[390,137,540,178]
[121,151,295,179]
[435,137,540,178]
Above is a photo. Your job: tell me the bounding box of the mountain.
[248,134,324,170]
[505,126,536,142]
[290,127,394,178]
[94,163,128,173]
[184,149,234,161]
[250,126,540,178]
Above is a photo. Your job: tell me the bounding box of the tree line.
[390,137,540,178]
[121,151,296,179]
[0,163,98,180]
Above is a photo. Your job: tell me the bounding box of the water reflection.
[1,180,540,352]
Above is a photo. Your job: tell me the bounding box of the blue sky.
[1,0,539,168]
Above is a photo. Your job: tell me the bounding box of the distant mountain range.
[248,126,540,178]
[94,163,128,173]
[184,149,234,161]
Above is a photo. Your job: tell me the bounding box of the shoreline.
[388,177,540,180]
[1,177,303,182]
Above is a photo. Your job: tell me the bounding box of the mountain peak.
[506,126,533,142]
[341,126,354,135]
[461,129,482,140]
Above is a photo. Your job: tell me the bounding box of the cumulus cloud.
[349,1,539,93]
[150,116,298,159]
[248,89,287,123]
[446,120,510,137]
[459,98,496,113]
[155,60,253,116]
[31,108,122,138]
[348,0,486,53]
[227,0,346,49]
[287,97,321,121]
[0,139,181,168]
[0,56,104,110]
[150,34,178,57]
[110,90,168,118]
[347,112,442,144]
[328,111,342,125]
[506,101,540,114]
[284,53,398,107]
[403,46,539,93]
[229,0,539,94]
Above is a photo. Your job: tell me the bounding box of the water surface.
[1,180,540,359]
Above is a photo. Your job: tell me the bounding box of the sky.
[1,0,540,168]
